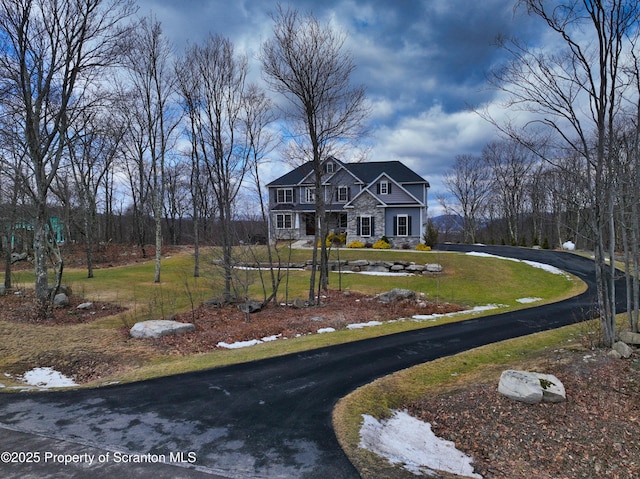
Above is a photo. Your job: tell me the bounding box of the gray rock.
[53,293,69,307]
[204,297,224,307]
[425,263,444,273]
[0,285,6,296]
[292,298,307,309]
[390,264,405,271]
[77,302,93,310]
[130,320,195,339]
[498,370,566,404]
[405,264,425,272]
[10,252,27,263]
[619,331,640,345]
[237,300,263,314]
[607,349,623,359]
[368,264,389,272]
[349,259,369,267]
[612,341,633,359]
[377,288,416,303]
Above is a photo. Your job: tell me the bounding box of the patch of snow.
[347,320,383,329]
[522,260,566,276]
[235,266,304,271]
[467,251,570,278]
[332,270,413,277]
[317,327,336,334]
[217,339,262,349]
[359,410,482,478]
[516,297,542,304]
[562,241,575,251]
[261,334,281,342]
[19,367,77,388]
[466,251,519,262]
[412,304,505,321]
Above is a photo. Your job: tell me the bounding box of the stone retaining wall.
[224,260,443,275]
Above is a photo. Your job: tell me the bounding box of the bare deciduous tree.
[124,17,179,283]
[440,154,492,243]
[0,0,135,307]
[66,108,125,278]
[490,0,640,345]
[177,34,252,302]
[482,140,536,245]
[261,5,368,303]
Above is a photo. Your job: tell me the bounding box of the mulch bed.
[157,289,465,355]
[406,349,640,479]
[0,289,125,324]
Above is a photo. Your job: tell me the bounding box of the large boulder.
[10,252,27,263]
[612,341,633,359]
[377,288,416,303]
[237,300,263,314]
[130,320,195,339]
[53,293,69,307]
[498,370,566,404]
[425,263,443,273]
[619,331,640,345]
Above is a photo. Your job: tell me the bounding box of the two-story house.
[267,158,429,247]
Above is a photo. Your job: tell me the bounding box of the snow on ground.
[217,334,282,349]
[317,327,336,334]
[332,270,414,277]
[516,297,542,304]
[347,320,383,329]
[412,304,505,321]
[19,367,77,388]
[521,260,566,276]
[359,410,483,478]
[465,251,520,262]
[466,251,571,278]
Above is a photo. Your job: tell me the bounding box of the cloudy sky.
[135,0,543,211]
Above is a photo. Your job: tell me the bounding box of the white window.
[360,216,372,237]
[339,213,347,229]
[337,186,349,202]
[380,181,389,195]
[396,215,409,236]
[276,188,293,203]
[305,187,315,203]
[325,162,335,173]
[276,213,293,229]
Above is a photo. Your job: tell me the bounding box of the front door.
[304,213,316,236]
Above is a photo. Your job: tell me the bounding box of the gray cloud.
[135,0,541,212]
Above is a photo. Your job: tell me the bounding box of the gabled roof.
[346,161,428,186]
[268,159,429,187]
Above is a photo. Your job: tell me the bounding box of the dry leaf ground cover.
[407,348,640,479]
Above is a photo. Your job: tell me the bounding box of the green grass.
[0,246,585,388]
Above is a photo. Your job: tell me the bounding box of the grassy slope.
[0,247,585,388]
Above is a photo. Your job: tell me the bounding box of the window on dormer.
[325,162,335,173]
[380,181,389,195]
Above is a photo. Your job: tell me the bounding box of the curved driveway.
[0,246,624,478]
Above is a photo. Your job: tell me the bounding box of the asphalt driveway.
[0,246,622,478]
